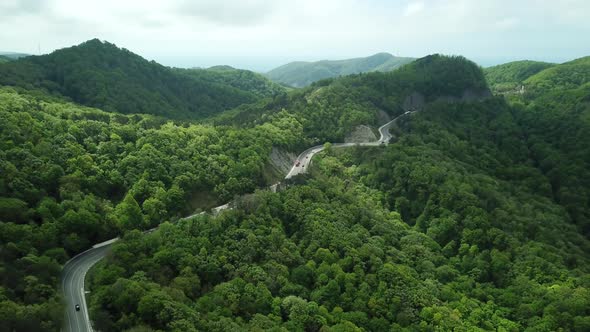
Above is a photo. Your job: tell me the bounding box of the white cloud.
[495,17,520,30]
[0,0,589,70]
[403,1,424,16]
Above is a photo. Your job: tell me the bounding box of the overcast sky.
[1,0,589,71]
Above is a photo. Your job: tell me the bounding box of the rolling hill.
[524,56,590,96]
[0,39,271,119]
[176,65,285,99]
[220,54,490,143]
[485,56,590,97]
[266,52,415,87]
[484,60,555,93]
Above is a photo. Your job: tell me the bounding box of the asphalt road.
[61,243,114,332]
[60,110,413,331]
[285,111,412,178]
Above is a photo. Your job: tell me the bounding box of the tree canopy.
[0,50,588,331]
[0,39,281,119]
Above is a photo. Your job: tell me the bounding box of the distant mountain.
[175,65,285,99]
[265,52,415,87]
[0,52,29,63]
[0,39,263,119]
[484,60,555,94]
[0,52,30,60]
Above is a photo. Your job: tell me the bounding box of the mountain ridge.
[0,39,275,119]
[266,52,415,87]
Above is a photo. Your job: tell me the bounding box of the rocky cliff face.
[268,147,297,176]
[344,125,378,143]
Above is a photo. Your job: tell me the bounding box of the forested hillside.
[266,52,415,87]
[1,50,588,331]
[220,54,489,145]
[86,96,590,330]
[176,66,286,99]
[0,87,303,331]
[0,39,271,119]
[484,60,555,94]
[486,56,590,235]
[524,56,590,97]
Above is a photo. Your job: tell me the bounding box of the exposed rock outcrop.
[344,125,378,143]
[268,147,297,175]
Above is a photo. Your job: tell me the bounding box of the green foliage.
[176,66,285,98]
[266,52,415,87]
[221,54,490,144]
[525,56,590,96]
[486,56,590,235]
[484,60,555,93]
[1,49,588,331]
[0,86,303,331]
[88,83,589,331]
[0,39,263,119]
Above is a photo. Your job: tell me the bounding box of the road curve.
[61,110,413,331]
[62,244,113,332]
[285,111,412,178]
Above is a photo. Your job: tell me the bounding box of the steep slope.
[484,60,555,94]
[176,65,286,98]
[0,39,258,119]
[266,52,415,87]
[484,55,590,235]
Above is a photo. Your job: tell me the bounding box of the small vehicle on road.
[75,304,80,311]
[295,160,300,167]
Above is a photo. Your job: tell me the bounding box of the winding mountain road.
[60,110,413,332]
[61,241,115,332]
[285,111,410,178]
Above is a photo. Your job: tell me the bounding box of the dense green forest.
[0,87,303,331]
[83,55,588,331]
[176,66,286,99]
[523,57,590,97]
[266,53,415,88]
[0,46,589,331]
[86,96,590,331]
[484,56,590,235]
[484,60,555,94]
[221,55,489,143]
[0,40,282,119]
